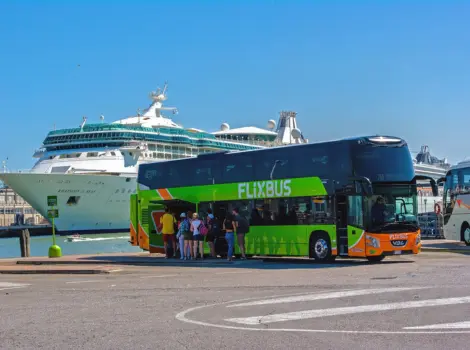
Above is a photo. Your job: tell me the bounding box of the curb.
[15,259,240,266]
[0,269,115,275]
[16,260,124,265]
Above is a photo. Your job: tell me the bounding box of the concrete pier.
[0,225,52,238]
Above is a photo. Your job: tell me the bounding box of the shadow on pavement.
[422,241,470,255]
[72,254,415,270]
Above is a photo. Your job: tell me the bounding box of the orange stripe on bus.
[157,188,172,200]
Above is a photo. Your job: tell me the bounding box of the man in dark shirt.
[371,196,387,226]
[232,208,248,259]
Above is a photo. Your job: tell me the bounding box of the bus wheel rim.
[314,239,329,259]
[465,228,470,243]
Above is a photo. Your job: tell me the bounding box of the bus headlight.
[415,233,421,245]
[366,235,380,248]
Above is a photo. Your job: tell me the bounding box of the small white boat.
[66,234,83,242]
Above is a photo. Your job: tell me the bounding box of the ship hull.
[0,172,136,234]
[413,164,447,180]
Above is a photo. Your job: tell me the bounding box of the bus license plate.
[394,250,402,255]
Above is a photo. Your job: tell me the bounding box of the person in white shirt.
[191,213,204,260]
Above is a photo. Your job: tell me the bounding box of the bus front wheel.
[310,233,332,262]
[461,222,470,246]
[367,255,385,262]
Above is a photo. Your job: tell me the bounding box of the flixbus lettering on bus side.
[238,179,292,199]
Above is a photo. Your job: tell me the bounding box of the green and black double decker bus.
[130,135,437,262]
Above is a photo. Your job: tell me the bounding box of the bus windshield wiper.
[372,222,418,233]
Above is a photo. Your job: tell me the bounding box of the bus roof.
[448,160,470,171]
[152,135,406,166]
[137,134,415,190]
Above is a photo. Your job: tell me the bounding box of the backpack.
[211,218,221,235]
[178,220,189,235]
[199,222,208,236]
[181,219,190,232]
[237,216,250,234]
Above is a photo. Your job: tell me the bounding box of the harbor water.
[0,232,143,259]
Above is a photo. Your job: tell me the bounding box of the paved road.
[1,252,470,350]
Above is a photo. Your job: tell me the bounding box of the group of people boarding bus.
[158,207,250,261]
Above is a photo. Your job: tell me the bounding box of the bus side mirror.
[360,183,372,196]
[349,176,373,196]
[431,179,438,197]
[413,175,439,196]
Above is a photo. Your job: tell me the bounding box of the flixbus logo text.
[238,179,292,199]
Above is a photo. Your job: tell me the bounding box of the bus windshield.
[352,141,415,183]
[366,185,418,233]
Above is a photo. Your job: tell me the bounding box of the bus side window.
[444,189,452,212]
[462,168,470,193]
[198,202,213,219]
[250,205,263,226]
[312,196,334,224]
[253,199,275,225]
[276,199,290,225]
[453,172,460,193]
[231,201,251,221]
[289,197,311,225]
[222,154,254,183]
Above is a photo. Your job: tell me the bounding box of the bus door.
[214,202,229,222]
[335,195,349,256]
[212,202,230,257]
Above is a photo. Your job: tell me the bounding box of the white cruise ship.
[413,145,450,181]
[412,145,450,214]
[0,83,307,234]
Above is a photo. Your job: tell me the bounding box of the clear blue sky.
[1,1,469,171]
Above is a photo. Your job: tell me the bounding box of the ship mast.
[274,111,307,144]
[144,82,178,119]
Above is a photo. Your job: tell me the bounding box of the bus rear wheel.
[310,234,332,262]
[461,222,470,246]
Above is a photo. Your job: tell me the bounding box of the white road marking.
[0,282,30,288]
[404,321,470,330]
[66,280,107,284]
[226,296,470,325]
[175,290,470,334]
[228,287,423,308]
[139,274,178,279]
[0,282,30,291]
[216,271,254,275]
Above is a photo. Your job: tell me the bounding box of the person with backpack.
[177,212,190,260]
[232,207,249,260]
[184,211,194,260]
[205,208,218,258]
[223,212,236,262]
[190,213,207,260]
